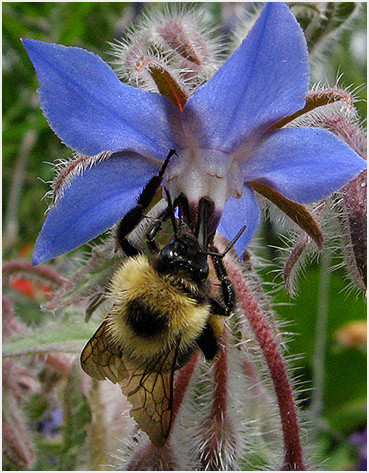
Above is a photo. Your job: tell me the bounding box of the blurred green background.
[3,2,366,470]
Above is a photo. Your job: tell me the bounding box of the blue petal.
[33,152,160,264]
[183,3,309,153]
[218,184,261,256]
[23,39,183,158]
[243,127,367,203]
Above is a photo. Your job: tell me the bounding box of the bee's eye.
[160,241,185,263]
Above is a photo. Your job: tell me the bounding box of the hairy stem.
[172,351,199,422]
[225,258,306,470]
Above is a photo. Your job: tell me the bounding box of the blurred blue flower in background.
[350,428,367,471]
[23,2,366,264]
[38,406,63,438]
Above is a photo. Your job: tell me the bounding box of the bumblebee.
[81,150,242,447]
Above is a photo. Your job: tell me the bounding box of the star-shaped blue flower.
[23,3,366,264]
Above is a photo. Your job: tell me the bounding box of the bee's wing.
[81,320,128,383]
[119,349,177,447]
[80,321,177,447]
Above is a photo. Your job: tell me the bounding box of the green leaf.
[3,313,96,357]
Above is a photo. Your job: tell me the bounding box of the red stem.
[212,339,228,418]
[226,259,306,470]
[172,350,199,421]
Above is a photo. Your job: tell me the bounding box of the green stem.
[3,130,36,251]
[310,249,331,427]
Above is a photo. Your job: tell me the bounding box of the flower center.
[164,147,244,215]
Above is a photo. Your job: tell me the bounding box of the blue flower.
[23,2,366,264]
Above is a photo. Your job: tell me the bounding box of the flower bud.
[111,5,222,94]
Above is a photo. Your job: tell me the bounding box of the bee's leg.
[196,322,219,361]
[116,149,176,256]
[195,196,235,314]
[210,249,236,315]
[208,297,230,316]
[116,232,142,257]
[146,205,173,253]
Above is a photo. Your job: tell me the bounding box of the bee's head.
[157,234,209,282]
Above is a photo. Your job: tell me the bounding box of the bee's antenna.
[206,225,247,258]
